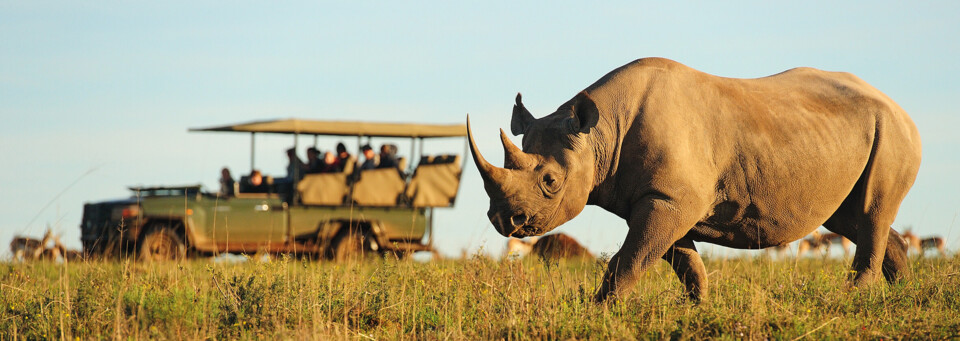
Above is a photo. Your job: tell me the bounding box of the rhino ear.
[570,91,599,134]
[511,93,535,136]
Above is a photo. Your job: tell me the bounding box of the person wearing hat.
[305,147,322,174]
[335,142,352,172]
[359,144,377,170]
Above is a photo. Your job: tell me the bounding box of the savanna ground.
[2,252,959,340]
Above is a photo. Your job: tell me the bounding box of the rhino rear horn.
[511,93,535,136]
[500,129,534,169]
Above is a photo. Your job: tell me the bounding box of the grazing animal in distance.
[919,237,946,257]
[902,230,946,257]
[767,230,839,258]
[796,236,828,258]
[468,57,921,302]
[505,236,538,258]
[530,233,593,260]
[902,230,920,254]
[10,236,43,261]
[766,243,791,258]
[504,233,592,260]
[817,232,853,257]
[10,229,69,262]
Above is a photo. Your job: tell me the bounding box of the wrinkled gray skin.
[468,58,921,302]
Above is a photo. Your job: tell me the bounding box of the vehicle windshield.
[129,186,202,198]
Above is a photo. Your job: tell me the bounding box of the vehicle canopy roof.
[189,118,466,138]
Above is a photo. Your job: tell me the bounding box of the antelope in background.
[768,230,852,258]
[816,231,852,257]
[505,236,539,259]
[9,228,80,262]
[902,229,946,257]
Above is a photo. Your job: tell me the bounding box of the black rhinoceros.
[468,57,921,302]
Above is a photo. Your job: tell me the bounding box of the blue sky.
[1,1,958,258]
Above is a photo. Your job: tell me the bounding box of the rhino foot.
[881,228,911,283]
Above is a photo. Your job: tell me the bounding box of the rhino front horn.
[466,116,507,183]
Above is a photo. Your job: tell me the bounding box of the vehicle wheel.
[385,250,409,260]
[139,226,186,262]
[330,228,377,262]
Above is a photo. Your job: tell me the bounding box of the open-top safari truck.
[80,119,467,261]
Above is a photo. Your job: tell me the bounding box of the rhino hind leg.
[822,143,916,285]
[661,238,707,302]
[824,213,910,285]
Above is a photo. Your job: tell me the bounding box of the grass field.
[2,253,959,340]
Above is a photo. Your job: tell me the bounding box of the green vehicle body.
[81,186,432,258]
[81,119,465,260]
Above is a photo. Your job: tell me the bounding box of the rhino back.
[583,58,920,248]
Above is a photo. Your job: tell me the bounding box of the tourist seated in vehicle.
[317,151,341,173]
[358,144,377,171]
[376,144,399,169]
[283,147,305,182]
[305,147,322,174]
[335,142,351,172]
[241,170,270,193]
[219,167,235,197]
[274,147,305,199]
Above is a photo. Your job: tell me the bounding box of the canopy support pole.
[418,137,424,163]
[250,132,256,172]
[293,133,300,204]
[356,135,362,159]
[427,207,434,248]
[461,137,468,170]
[451,137,468,206]
[409,137,416,173]
[356,135,363,173]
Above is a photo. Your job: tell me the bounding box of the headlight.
[112,204,140,220]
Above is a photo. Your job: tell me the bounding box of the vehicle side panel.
[180,196,286,253]
[288,206,427,242]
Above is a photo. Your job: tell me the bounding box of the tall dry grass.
[2,253,959,339]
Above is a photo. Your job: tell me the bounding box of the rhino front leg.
[661,238,707,302]
[594,198,701,302]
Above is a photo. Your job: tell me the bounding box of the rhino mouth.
[507,204,564,237]
[510,225,541,238]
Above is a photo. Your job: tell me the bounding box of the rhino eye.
[542,173,561,194]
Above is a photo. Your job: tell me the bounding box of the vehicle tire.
[138,226,186,262]
[330,227,377,262]
[385,250,409,260]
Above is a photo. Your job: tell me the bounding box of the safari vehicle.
[80,119,467,261]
